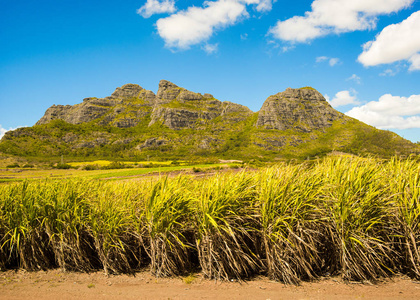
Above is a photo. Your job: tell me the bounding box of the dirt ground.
[1,269,420,300]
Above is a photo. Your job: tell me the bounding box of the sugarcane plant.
[143,176,193,277]
[257,164,323,284]
[192,172,259,280]
[320,157,393,281]
[88,182,142,275]
[388,158,420,278]
[42,179,99,272]
[0,181,55,270]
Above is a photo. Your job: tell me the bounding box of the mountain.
[36,80,252,129]
[1,80,418,161]
[256,87,344,132]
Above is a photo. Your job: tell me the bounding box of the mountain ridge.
[36,80,254,130]
[1,80,418,161]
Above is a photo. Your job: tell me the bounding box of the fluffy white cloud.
[316,56,340,66]
[346,94,420,129]
[358,10,420,70]
[154,0,274,49]
[255,0,275,12]
[326,90,359,107]
[269,0,413,43]
[137,0,176,18]
[156,0,248,49]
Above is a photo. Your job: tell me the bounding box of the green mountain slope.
[1,80,418,161]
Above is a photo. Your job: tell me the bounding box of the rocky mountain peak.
[280,87,327,102]
[158,79,179,90]
[256,87,345,132]
[35,82,343,133]
[111,83,143,99]
[156,80,183,101]
[35,80,254,130]
[149,80,252,129]
[155,80,206,103]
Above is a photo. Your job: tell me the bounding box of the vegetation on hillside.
[0,116,417,162]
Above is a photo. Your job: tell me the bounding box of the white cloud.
[281,45,295,52]
[380,68,397,76]
[408,52,420,71]
[327,90,359,107]
[240,33,248,40]
[269,0,414,43]
[156,0,248,49]
[316,56,328,62]
[154,0,274,50]
[358,10,420,70]
[328,57,340,66]
[346,94,420,129]
[137,0,176,18]
[0,125,7,140]
[316,56,340,66]
[347,74,361,84]
[202,43,219,54]
[255,0,275,12]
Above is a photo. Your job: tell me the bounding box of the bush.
[55,163,72,169]
[83,164,99,171]
[101,161,131,170]
[6,163,20,168]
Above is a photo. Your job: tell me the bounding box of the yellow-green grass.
[0,163,238,183]
[67,160,178,167]
[1,156,419,283]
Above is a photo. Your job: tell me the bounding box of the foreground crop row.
[1,157,419,284]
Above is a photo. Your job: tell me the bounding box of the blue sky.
[1,0,420,142]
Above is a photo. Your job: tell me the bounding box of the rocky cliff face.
[36,80,252,130]
[256,87,346,132]
[36,83,156,127]
[149,80,252,129]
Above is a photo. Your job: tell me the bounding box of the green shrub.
[6,163,20,168]
[55,163,72,169]
[192,167,201,173]
[83,164,99,171]
[102,161,126,170]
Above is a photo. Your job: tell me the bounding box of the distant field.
[67,160,177,167]
[0,162,239,183]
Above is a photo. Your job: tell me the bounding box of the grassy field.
[0,162,239,183]
[66,160,177,167]
[0,156,419,284]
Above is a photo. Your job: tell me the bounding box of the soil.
[1,269,420,300]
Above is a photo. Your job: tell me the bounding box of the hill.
[0,80,418,162]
